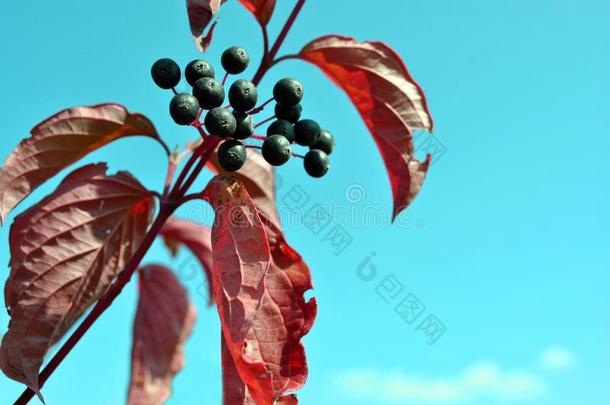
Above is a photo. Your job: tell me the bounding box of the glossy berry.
[262,135,291,166]
[221,46,250,74]
[274,103,302,123]
[218,139,247,172]
[151,58,181,89]
[294,119,321,146]
[229,79,258,111]
[233,111,254,140]
[310,129,335,155]
[304,149,330,178]
[273,78,303,106]
[185,59,215,86]
[267,120,295,143]
[192,77,225,109]
[169,93,200,125]
[204,107,236,138]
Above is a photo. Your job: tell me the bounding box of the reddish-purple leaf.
[159,218,214,305]
[127,265,196,405]
[277,395,299,405]
[187,0,227,51]
[222,334,255,405]
[0,163,155,394]
[0,103,160,224]
[230,225,316,404]
[238,0,277,25]
[202,177,273,398]
[199,20,219,52]
[298,35,434,220]
[207,149,281,229]
[209,159,315,404]
[222,333,298,405]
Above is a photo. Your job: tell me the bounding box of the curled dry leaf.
[298,35,434,220]
[238,0,277,25]
[159,218,214,305]
[0,103,160,224]
[207,149,281,229]
[127,265,196,405]
[186,0,227,51]
[0,163,155,394]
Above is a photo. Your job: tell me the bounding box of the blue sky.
[1,0,609,404]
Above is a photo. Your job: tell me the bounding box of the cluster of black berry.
[150,46,334,178]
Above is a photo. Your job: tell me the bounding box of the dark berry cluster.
[151,47,334,178]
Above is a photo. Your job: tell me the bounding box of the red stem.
[14,1,307,403]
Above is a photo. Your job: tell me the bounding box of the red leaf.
[202,177,273,400]
[207,149,281,229]
[238,0,277,25]
[159,218,214,305]
[207,162,315,403]
[199,20,219,53]
[222,334,255,405]
[0,163,155,394]
[127,265,196,405]
[222,333,298,405]
[297,35,434,220]
[277,395,299,405]
[187,0,227,51]
[230,226,316,404]
[0,103,160,224]
[203,175,271,337]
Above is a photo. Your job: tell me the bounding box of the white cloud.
[335,362,547,403]
[539,347,575,371]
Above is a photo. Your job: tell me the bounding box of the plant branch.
[252,0,306,85]
[14,2,309,402]
[271,54,299,67]
[14,134,220,405]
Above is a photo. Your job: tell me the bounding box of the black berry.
[229,79,258,111]
[151,58,181,89]
[273,78,303,106]
[294,119,321,146]
[204,107,236,138]
[233,111,254,140]
[274,103,302,123]
[218,139,247,172]
[192,77,225,109]
[267,120,295,143]
[185,59,215,86]
[310,129,334,155]
[262,135,291,166]
[169,93,200,125]
[221,46,250,74]
[304,149,330,178]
